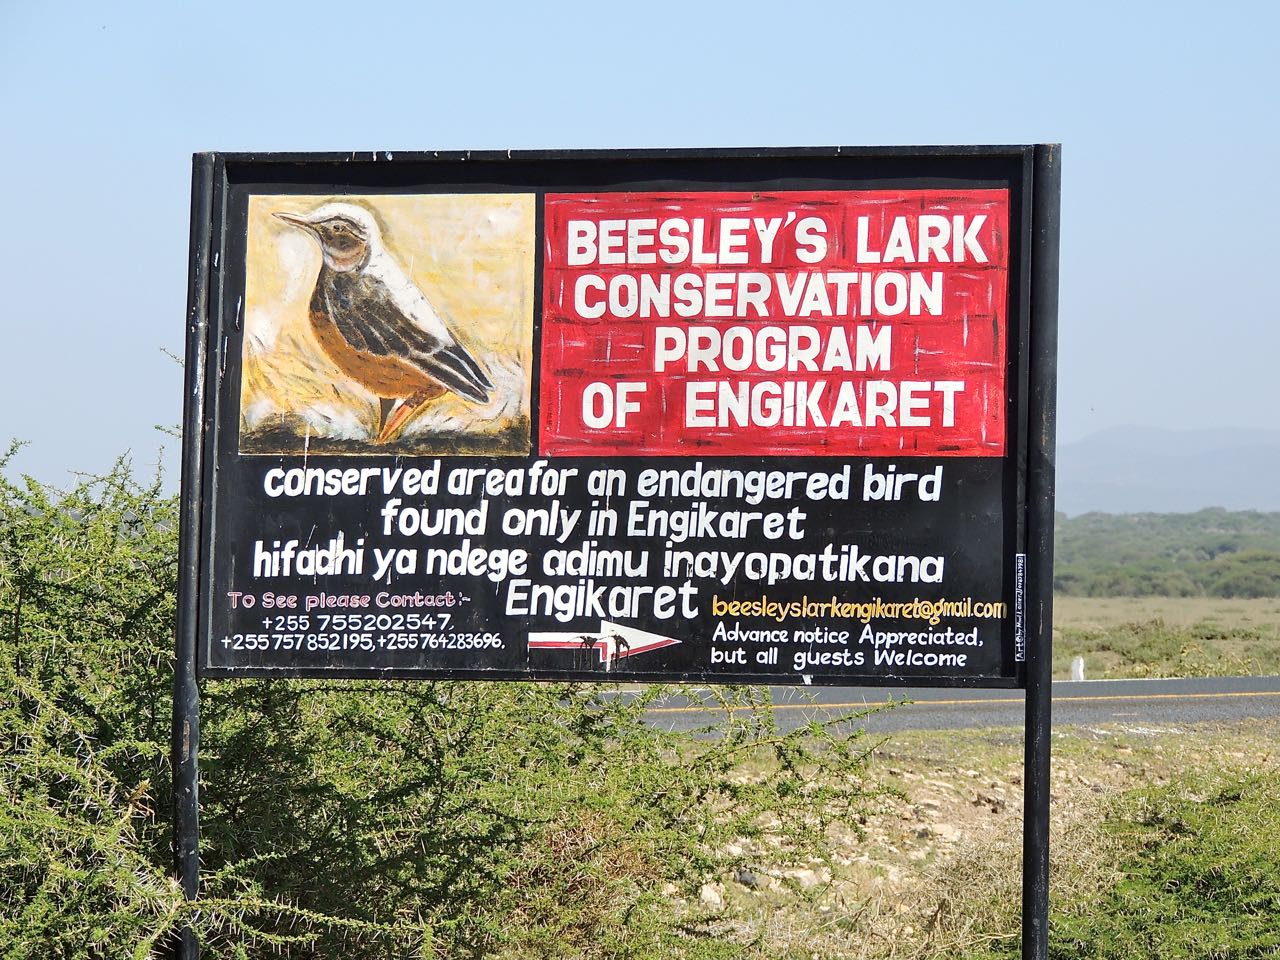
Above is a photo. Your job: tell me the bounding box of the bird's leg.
[376,390,434,445]
[376,397,397,436]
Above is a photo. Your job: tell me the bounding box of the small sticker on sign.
[1014,553,1027,662]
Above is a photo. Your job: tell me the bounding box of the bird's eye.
[331,222,347,234]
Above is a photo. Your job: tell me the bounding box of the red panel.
[540,190,1009,457]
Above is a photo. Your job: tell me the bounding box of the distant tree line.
[1054,508,1280,597]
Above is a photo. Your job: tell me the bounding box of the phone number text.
[221,632,503,652]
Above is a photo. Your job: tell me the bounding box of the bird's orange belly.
[310,310,445,401]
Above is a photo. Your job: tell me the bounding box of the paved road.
[644,675,1280,734]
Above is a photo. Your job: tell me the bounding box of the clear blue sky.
[2,0,1276,485]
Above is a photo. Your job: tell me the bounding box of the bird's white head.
[273,202,382,272]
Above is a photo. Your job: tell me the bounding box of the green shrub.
[0,449,886,958]
[0,452,334,957]
[1052,770,1280,959]
[1053,616,1275,678]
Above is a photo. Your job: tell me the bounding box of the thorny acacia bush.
[0,449,890,959]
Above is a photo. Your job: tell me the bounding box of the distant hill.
[1054,508,1280,597]
[1056,427,1280,515]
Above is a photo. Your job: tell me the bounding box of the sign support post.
[1021,143,1061,960]
[172,152,215,960]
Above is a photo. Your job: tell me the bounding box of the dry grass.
[1051,595,1280,679]
[685,718,1280,959]
[1054,595,1280,631]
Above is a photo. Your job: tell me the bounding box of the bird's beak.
[273,211,313,230]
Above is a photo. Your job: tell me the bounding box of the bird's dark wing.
[318,269,495,404]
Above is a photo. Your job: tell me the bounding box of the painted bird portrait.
[273,203,494,444]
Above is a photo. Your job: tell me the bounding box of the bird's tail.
[422,342,494,405]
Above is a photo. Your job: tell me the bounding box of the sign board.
[184,147,1054,686]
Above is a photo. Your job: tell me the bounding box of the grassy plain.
[1052,595,1280,679]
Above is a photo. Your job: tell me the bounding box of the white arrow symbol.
[527,620,680,671]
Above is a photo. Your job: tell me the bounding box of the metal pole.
[1022,143,1061,960]
[173,153,216,960]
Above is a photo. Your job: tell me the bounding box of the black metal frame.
[173,153,213,960]
[175,145,1059,960]
[1022,143,1061,960]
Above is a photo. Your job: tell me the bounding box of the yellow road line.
[646,689,1280,714]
